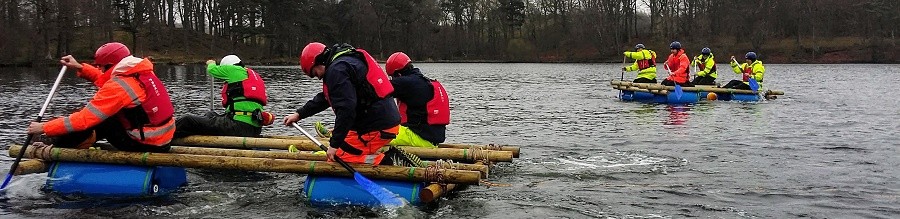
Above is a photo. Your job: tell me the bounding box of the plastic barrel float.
[45,162,187,197]
[611,80,783,104]
[303,176,424,207]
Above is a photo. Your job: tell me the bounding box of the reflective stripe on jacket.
[624,49,657,80]
[44,56,175,146]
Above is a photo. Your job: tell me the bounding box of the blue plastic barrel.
[45,162,187,197]
[303,175,423,207]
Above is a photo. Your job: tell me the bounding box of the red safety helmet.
[94,42,130,66]
[299,42,327,76]
[385,52,411,76]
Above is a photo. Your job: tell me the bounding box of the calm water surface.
[0,63,898,218]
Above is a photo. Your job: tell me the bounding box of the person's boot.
[383,146,426,168]
[314,121,332,138]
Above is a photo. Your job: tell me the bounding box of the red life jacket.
[637,51,656,70]
[398,79,451,125]
[322,49,394,104]
[117,70,175,140]
[742,63,752,81]
[358,49,393,99]
[220,68,268,107]
[698,57,716,74]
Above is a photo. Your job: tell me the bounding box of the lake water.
[0,63,898,218]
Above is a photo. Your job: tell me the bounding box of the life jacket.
[116,70,175,143]
[741,63,751,81]
[698,56,717,75]
[398,78,451,126]
[322,48,394,105]
[637,50,656,70]
[220,68,268,108]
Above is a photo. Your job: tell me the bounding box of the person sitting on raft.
[622,43,658,83]
[661,41,694,87]
[722,52,765,90]
[26,42,175,152]
[690,47,718,85]
[174,55,275,138]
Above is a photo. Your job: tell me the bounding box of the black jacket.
[296,55,401,151]
[391,68,447,144]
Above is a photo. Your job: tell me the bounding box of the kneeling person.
[174,55,274,138]
[285,42,406,165]
[384,52,450,148]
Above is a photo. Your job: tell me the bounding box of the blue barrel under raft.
[44,162,187,197]
[303,175,424,207]
[619,90,700,104]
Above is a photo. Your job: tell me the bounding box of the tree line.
[1,0,897,65]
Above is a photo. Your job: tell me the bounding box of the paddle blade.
[674,84,683,100]
[0,173,12,190]
[353,172,406,208]
[748,78,760,92]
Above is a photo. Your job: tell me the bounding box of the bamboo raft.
[610,80,785,103]
[9,145,481,184]
[7,133,520,204]
[172,135,514,162]
[264,135,520,158]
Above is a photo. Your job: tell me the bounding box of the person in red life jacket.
[690,47,718,85]
[622,44,658,83]
[283,42,405,165]
[661,41,694,87]
[25,42,175,152]
[723,52,766,90]
[174,55,274,138]
[383,52,449,148]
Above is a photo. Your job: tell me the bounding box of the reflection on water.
[0,63,899,218]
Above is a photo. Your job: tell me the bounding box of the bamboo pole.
[13,160,48,175]
[613,85,668,95]
[611,80,784,95]
[8,145,481,185]
[172,136,513,162]
[420,159,490,203]
[167,146,489,177]
[262,135,520,158]
[421,183,457,203]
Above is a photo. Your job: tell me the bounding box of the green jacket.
[691,53,717,78]
[207,63,264,127]
[623,49,657,80]
[730,59,765,86]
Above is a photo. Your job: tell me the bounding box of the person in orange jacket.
[661,41,694,87]
[25,42,175,152]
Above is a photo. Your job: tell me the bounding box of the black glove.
[622,67,627,71]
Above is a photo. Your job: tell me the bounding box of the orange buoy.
[707,92,718,100]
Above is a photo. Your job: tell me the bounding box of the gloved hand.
[622,67,627,71]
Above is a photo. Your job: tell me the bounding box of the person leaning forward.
[283,42,402,165]
[174,55,275,138]
[26,42,175,152]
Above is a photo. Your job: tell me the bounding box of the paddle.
[732,57,759,92]
[664,63,683,100]
[209,64,215,111]
[290,123,406,208]
[1,66,68,190]
[620,56,626,81]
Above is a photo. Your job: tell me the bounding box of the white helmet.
[220,55,242,66]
